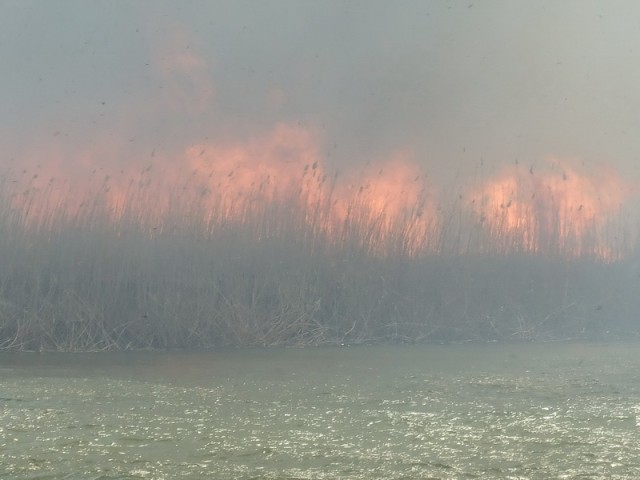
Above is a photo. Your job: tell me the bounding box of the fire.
[468,159,633,259]
[181,128,438,255]
[330,153,437,255]
[3,21,636,262]
[3,124,441,256]
[4,128,635,262]
[185,123,321,219]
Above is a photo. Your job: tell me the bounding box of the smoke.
[2,1,640,257]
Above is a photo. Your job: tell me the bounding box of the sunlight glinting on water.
[1,345,639,479]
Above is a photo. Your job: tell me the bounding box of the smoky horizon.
[2,1,640,259]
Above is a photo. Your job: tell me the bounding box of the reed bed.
[0,168,638,351]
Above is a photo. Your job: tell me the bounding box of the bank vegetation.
[0,170,638,351]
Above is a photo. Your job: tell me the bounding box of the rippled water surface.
[1,343,640,479]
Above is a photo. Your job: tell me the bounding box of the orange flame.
[5,129,636,262]
[5,22,636,262]
[468,159,634,259]
[330,153,437,255]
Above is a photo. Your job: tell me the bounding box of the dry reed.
[0,167,637,351]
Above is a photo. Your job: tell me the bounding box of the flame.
[180,128,438,255]
[3,22,636,262]
[186,123,320,214]
[330,153,437,255]
[468,158,633,259]
[4,127,635,262]
[4,124,441,256]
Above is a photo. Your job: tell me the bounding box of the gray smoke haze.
[2,0,640,186]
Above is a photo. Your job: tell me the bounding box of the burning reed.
[0,163,638,351]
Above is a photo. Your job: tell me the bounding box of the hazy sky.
[2,0,640,186]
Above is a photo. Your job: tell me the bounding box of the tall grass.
[0,167,638,351]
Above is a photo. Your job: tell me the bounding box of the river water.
[1,343,640,479]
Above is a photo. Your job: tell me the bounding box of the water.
[1,343,640,479]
